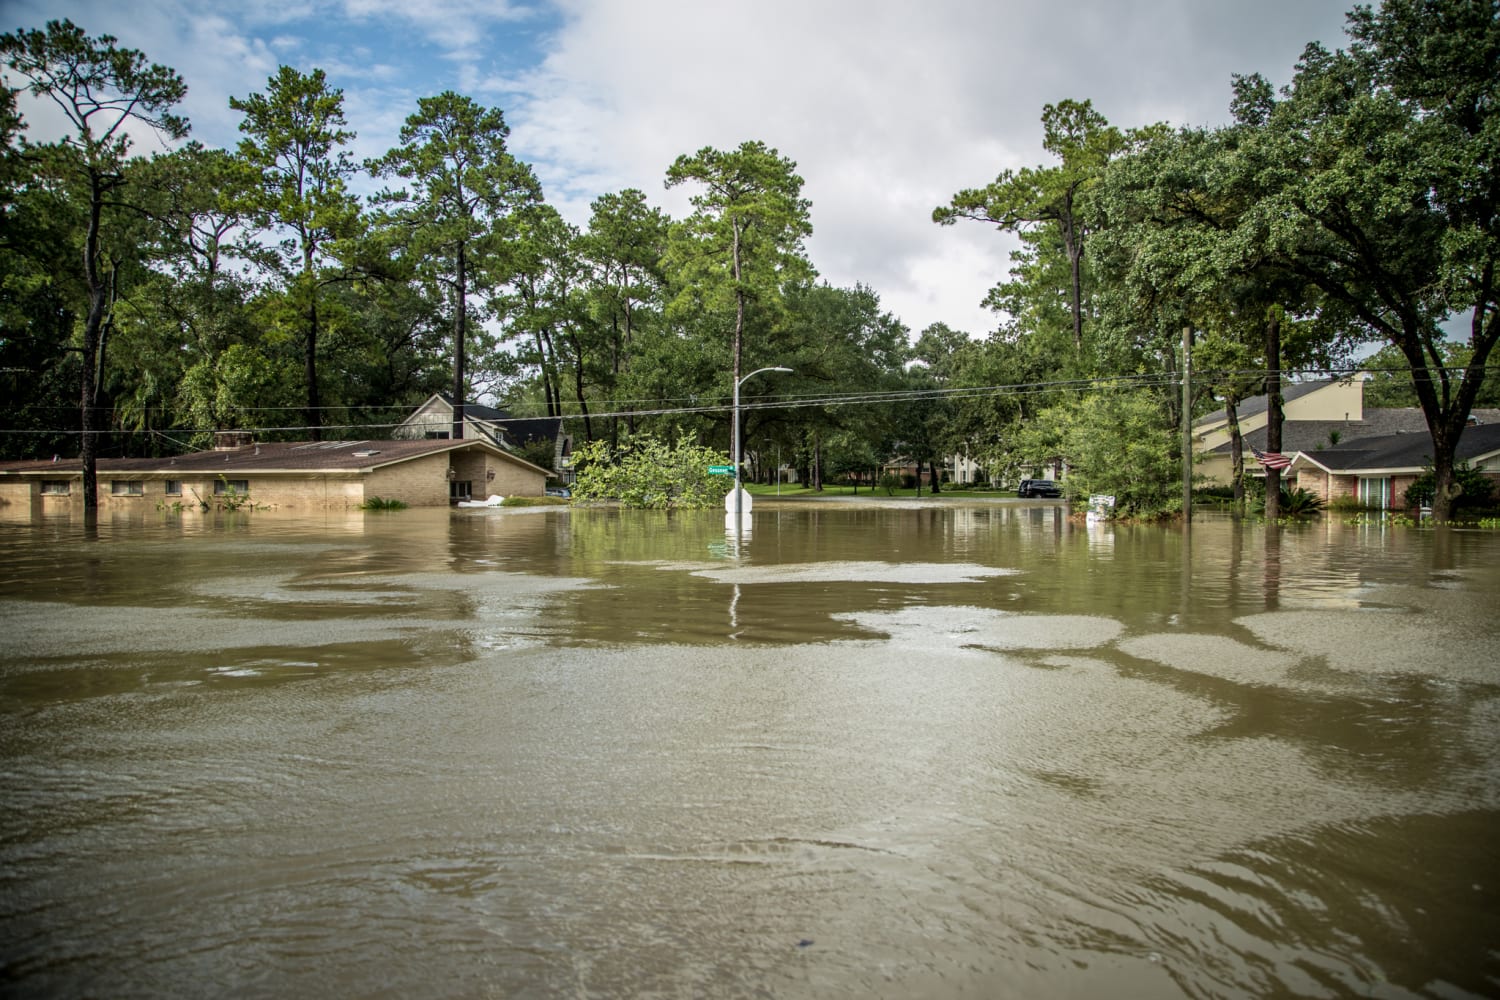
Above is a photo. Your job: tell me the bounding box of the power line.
[3,365,1496,438]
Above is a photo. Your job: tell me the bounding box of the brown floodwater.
[1,498,1497,998]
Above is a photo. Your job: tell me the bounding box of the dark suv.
[1017,479,1063,499]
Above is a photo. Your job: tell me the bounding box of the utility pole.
[1182,326,1193,524]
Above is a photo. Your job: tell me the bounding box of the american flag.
[1251,446,1292,470]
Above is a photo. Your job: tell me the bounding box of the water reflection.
[1,502,1497,997]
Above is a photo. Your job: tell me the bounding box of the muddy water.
[1,500,1497,998]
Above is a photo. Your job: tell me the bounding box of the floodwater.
[1,499,1497,999]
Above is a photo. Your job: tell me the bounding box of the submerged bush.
[360,496,408,510]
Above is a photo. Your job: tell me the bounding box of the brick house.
[0,436,549,514]
[1289,422,1500,509]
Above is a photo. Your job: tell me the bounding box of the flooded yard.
[1,499,1497,997]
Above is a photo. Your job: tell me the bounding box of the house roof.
[1194,379,1340,429]
[429,394,565,446]
[1292,422,1500,475]
[0,438,551,477]
[1205,408,1500,456]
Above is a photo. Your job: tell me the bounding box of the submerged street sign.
[708,465,735,475]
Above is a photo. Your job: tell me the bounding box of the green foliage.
[1252,486,1325,518]
[1025,386,1179,516]
[360,496,408,510]
[569,435,732,509]
[1404,462,1496,511]
[215,475,257,511]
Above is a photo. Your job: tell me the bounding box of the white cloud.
[499,0,1352,338]
[10,0,1355,340]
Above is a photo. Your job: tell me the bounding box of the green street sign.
[708,465,735,475]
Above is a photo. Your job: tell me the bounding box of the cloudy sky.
[5,0,1354,339]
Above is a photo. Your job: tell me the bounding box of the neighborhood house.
[0,435,550,514]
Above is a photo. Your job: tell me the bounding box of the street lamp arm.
[732,365,793,537]
[737,365,794,389]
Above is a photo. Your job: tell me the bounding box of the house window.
[40,480,70,495]
[214,479,250,495]
[111,480,144,496]
[449,480,472,502]
[164,480,182,496]
[1358,477,1390,509]
[425,430,451,440]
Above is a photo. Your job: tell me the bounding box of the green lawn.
[744,483,1012,499]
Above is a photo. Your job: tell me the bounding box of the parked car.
[1017,479,1063,499]
[545,487,571,498]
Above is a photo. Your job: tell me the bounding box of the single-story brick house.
[0,435,549,514]
[1289,422,1500,508]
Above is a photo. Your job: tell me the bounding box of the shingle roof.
[1208,408,1500,456]
[0,438,547,476]
[1294,422,1500,473]
[433,394,564,446]
[1194,379,1338,428]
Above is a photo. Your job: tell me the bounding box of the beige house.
[1194,378,1368,485]
[394,393,572,480]
[0,436,549,515]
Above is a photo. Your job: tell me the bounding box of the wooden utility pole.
[1182,326,1193,524]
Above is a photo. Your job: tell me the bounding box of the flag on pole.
[1251,446,1292,470]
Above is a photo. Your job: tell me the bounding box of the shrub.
[569,434,731,509]
[360,496,408,510]
[1404,462,1497,511]
[1253,486,1324,518]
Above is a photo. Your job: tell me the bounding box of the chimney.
[214,431,254,451]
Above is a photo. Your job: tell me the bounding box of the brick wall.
[367,453,452,507]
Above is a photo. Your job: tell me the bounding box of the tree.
[664,141,813,459]
[1232,0,1500,520]
[111,144,266,445]
[935,100,1124,351]
[1,19,187,509]
[230,66,360,440]
[369,92,541,439]
[578,189,669,444]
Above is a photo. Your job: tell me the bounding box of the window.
[425,430,451,440]
[40,480,70,495]
[214,479,250,495]
[164,480,182,496]
[110,480,144,496]
[1358,477,1390,509]
[449,480,472,502]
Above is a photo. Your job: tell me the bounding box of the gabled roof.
[1208,408,1500,457]
[1194,379,1339,429]
[1292,423,1500,475]
[0,438,551,477]
[432,394,565,445]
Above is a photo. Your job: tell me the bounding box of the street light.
[732,365,793,527]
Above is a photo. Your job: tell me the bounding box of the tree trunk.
[1060,188,1083,352]
[302,245,322,441]
[1400,290,1498,521]
[80,178,106,513]
[1227,398,1245,511]
[1264,310,1283,520]
[452,242,466,440]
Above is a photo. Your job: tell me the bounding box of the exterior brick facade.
[0,439,547,516]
